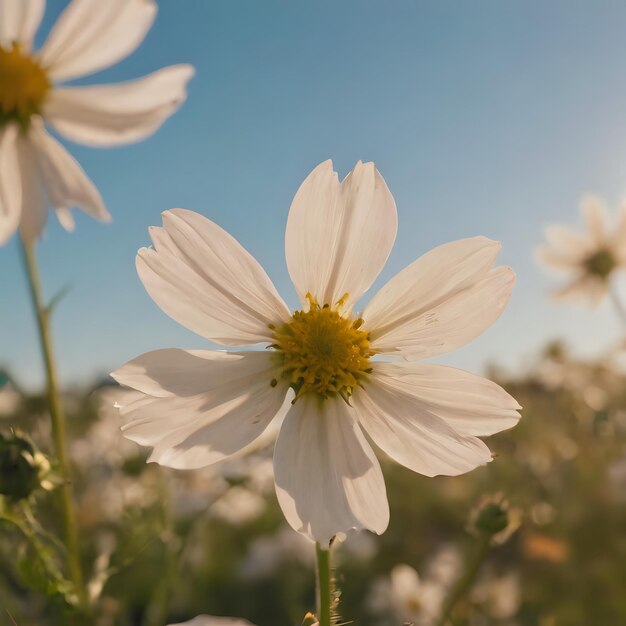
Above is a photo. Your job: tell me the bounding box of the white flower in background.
[368,546,461,625]
[168,617,257,626]
[0,0,194,245]
[537,196,626,305]
[112,160,521,545]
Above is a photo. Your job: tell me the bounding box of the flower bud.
[0,431,48,501]
[469,493,521,544]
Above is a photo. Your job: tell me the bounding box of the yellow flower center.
[583,247,615,279]
[271,294,373,403]
[0,43,50,130]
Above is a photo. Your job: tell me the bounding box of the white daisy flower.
[112,160,521,545]
[537,196,626,305]
[0,0,194,245]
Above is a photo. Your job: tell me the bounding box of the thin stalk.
[437,534,491,626]
[20,240,86,609]
[315,543,332,626]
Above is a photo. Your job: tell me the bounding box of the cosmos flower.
[112,160,521,545]
[537,196,626,305]
[0,0,194,245]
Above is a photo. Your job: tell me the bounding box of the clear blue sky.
[3,0,626,390]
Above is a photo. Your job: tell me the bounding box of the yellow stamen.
[271,293,373,402]
[0,43,50,130]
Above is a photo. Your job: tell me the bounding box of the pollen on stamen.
[0,42,51,130]
[270,294,373,402]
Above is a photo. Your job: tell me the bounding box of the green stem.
[20,240,86,610]
[315,543,332,626]
[437,534,491,626]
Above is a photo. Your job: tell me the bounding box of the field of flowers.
[2,339,626,625]
[3,1,626,625]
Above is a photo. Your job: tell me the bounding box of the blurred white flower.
[537,196,626,305]
[168,617,256,626]
[113,160,520,544]
[369,545,461,625]
[239,525,313,580]
[211,485,266,526]
[471,571,520,619]
[0,0,194,245]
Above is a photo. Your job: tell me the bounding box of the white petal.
[364,237,514,359]
[535,246,579,271]
[364,362,520,437]
[0,0,44,50]
[27,122,110,227]
[16,131,48,243]
[0,124,22,246]
[353,374,494,477]
[113,350,288,470]
[273,396,389,545]
[285,160,397,311]
[552,275,607,306]
[581,195,609,245]
[544,225,590,258]
[44,65,194,147]
[167,617,257,626]
[137,209,290,345]
[38,0,157,82]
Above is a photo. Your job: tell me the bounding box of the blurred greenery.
[1,342,626,626]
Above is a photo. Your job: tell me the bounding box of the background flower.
[0,0,193,244]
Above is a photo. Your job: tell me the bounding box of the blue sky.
[3,0,626,389]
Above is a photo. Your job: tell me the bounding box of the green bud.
[0,431,46,501]
[474,501,509,535]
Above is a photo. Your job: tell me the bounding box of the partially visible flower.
[0,0,194,245]
[167,617,256,626]
[468,493,521,545]
[368,545,461,625]
[537,196,626,304]
[113,160,521,545]
[470,571,520,619]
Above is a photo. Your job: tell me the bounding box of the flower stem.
[437,534,491,626]
[20,240,86,610]
[315,542,332,626]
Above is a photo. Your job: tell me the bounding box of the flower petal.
[273,396,389,545]
[0,0,44,50]
[363,362,520,437]
[137,209,291,345]
[38,0,157,82]
[167,617,257,626]
[44,65,194,147]
[353,373,494,477]
[113,350,288,470]
[26,121,110,229]
[15,130,48,243]
[364,237,514,359]
[285,160,397,311]
[581,195,608,246]
[544,225,589,258]
[0,124,22,246]
[552,275,607,306]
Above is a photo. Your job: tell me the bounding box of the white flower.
[112,160,521,545]
[0,0,194,245]
[537,196,626,305]
[369,546,462,625]
[167,618,256,626]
